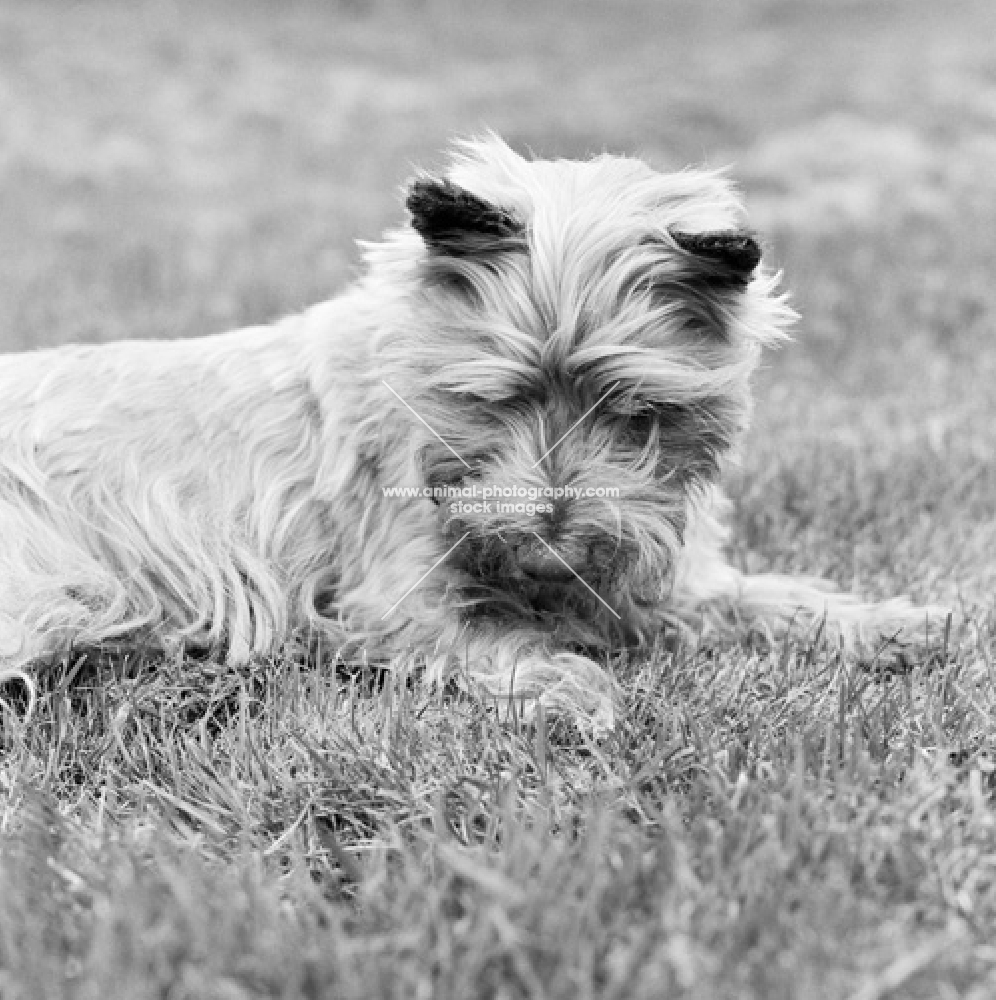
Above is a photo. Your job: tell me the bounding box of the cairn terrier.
[0,136,945,724]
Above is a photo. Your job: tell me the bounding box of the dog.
[0,136,946,726]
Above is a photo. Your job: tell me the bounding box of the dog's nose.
[515,539,585,582]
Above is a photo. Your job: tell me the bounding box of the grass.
[2,0,996,995]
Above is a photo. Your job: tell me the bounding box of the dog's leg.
[672,488,949,658]
[690,569,945,656]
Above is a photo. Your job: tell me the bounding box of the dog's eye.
[653,403,689,425]
[625,410,657,443]
[624,403,689,443]
[423,262,480,300]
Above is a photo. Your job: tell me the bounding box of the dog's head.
[374,136,794,644]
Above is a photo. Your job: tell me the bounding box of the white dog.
[0,137,946,724]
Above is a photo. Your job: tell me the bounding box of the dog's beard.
[442,524,671,650]
[423,421,692,651]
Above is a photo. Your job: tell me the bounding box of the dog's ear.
[670,231,761,283]
[407,178,523,255]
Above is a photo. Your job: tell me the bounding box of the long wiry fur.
[0,137,947,725]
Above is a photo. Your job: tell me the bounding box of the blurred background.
[1,0,993,602]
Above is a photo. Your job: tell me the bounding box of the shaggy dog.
[0,137,946,724]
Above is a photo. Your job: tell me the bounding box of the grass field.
[2,0,996,996]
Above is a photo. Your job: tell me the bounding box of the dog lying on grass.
[0,136,947,725]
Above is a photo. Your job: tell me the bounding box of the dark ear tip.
[671,230,762,277]
[405,178,446,238]
[405,178,448,232]
[405,179,425,213]
[405,176,523,251]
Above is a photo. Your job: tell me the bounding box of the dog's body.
[0,138,945,722]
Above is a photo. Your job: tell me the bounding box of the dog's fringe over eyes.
[0,134,948,728]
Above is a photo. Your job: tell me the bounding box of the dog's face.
[375,138,793,644]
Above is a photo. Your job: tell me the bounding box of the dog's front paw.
[445,645,618,732]
[849,598,953,669]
